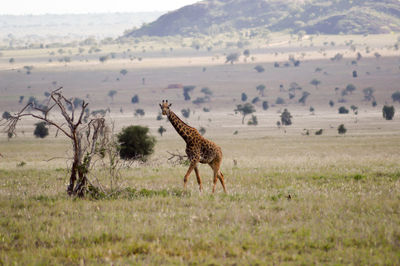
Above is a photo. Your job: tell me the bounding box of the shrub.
[382,105,395,120]
[117,125,155,161]
[247,115,258,126]
[134,109,145,117]
[276,97,285,105]
[280,109,292,126]
[225,53,239,64]
[262,101,269,110]
[158,126,166,136]
[254,65,265,73]
[338,124,347,134]
[181,108,190,118]
[352,70,358,78]
[199,127,206,135]
[315,129,323,135]
[33,122,49,138]
[392,91,400,103]
[338,106,349,114]
[120,69,128,76]
[345,84,356,94]
[241,92,248,102]
[2,111,11,120]
[329,100,335,107]
[131,94,139,104]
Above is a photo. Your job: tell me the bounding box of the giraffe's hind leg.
[209,158,226,193]
[218,171,227,193]
[194,166,203,192]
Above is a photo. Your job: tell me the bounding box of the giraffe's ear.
[159,104,162,107]
[168,103,172,107]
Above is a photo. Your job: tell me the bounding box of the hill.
[124,0,400,37]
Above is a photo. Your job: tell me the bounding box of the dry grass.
[1,134,400,264]
[1,33,400,264]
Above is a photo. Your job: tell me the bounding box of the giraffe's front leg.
[194,166,203,192]
[183,161,198,190]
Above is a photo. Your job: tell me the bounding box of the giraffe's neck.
[168,111,195,143]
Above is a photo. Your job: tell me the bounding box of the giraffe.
[159,100,227,193]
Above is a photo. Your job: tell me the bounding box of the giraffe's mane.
[169,110,196,130]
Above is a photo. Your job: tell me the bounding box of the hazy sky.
[1,0,200,15]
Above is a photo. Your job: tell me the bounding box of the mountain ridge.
[124,0,400,37]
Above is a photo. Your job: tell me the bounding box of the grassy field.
[1,134,400,264]
[1,33,400,264]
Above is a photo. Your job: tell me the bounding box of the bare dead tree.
[1,88,106,197]
[167,150,188,165]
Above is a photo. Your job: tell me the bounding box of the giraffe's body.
[160,100,226,193]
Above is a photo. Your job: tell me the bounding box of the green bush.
[33,122,49,138]
[338,124,347,134]
[382,105,395,120]
[117,126,156,161]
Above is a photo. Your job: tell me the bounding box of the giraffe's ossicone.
[159,100,227,193]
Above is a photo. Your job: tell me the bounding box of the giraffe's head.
[159,100,172,116]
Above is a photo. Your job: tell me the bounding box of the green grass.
[1,136,400,265]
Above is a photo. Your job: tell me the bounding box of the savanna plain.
[0,32,400,264]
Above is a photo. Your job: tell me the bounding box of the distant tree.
[181,108,190,118]
[247,115,258,126]
[134,109,145,117]
[183,85,195,101]
[392,91,400,103]
[131,94,139,104]
[2,111,11,120]
[262,101,269,110]
[235,103,255,124]
[352,70,358,78]
[298,91,311,105]
[9,58,15,63]
[33,122,49,138]
[156,113,163,120]
[117,125,155,161]
[338,124,347,134]
[225,53,239,64]
[382,105,395,120]
[254,65,265,73]
[345,84,356,94]
[193,97,207,105]
[330,53,343,61]
[252,97,260,104]
[363,87,375,102]
[280,109,292,126]
[309,106,315,114]
[276,97,285,105]
[19,96,24,104]
[27,96,38,106]
[338,106,349,114]
[329,100,335,107]
[120,69,128,76]
[274,62,280,68]
[243,49,250,57]
[374,52,381,59]
[108,90,117,101]
[201,87,213,96]
[199,127,206,135]
[158,126,166,136]
[350,105,358,115]
[241,92,248,102]
[356,52,362,61]
[315,129,323,135]
[256,84,266,96]
[372,101,377,107]
[99,55,108,63]
[44,91,51,97]
[310,79,321,89]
